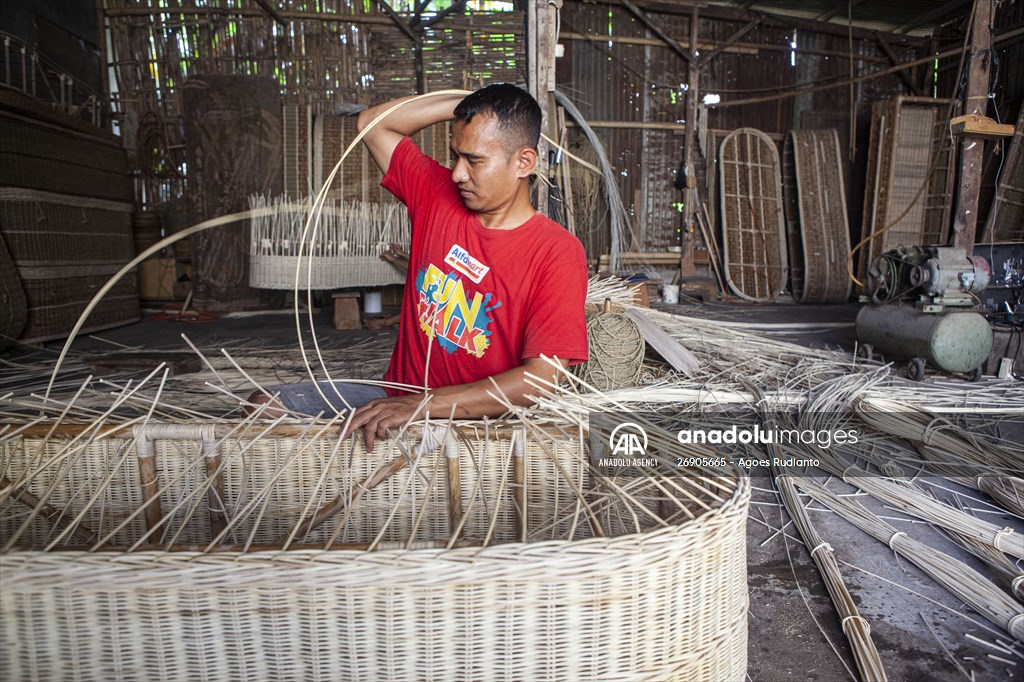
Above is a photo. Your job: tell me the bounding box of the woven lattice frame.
[1,423,750,681]
[719,128,788,302]
[857,97,957,288]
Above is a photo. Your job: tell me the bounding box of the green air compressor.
[855,246,993,381]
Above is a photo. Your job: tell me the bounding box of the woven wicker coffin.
[1,421,749,681]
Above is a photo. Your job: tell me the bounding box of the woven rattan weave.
[1,420,749,681]
[783,129,852,304]
[719,128,788,302]
[249,196,409,290]
[857,97,956,288]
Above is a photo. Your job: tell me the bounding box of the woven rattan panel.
[858,98,956,287]
[250,256,406,290]
[0,98,138,343]
[17,273,138,344]
[984,107,1024,242]
[0,191,138,343]
[719,128,788,302]
[0,192,134,265]
[784,129,852,303]
[0,423,750,681]
[0,230,27,349]
[0,111,131,202]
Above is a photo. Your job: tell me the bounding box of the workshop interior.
[1,1,1023,681]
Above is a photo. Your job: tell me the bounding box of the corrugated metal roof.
[706,0,973,36]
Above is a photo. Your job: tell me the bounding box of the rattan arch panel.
[719,128,788,302]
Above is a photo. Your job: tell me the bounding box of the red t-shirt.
[381,136,589,395]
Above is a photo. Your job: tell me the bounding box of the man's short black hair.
[454,83,542,152]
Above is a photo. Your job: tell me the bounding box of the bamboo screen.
[104,1,523,209]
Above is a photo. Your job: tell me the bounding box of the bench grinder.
[856,246,993,381]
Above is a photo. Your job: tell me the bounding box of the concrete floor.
[9,298,1023,682]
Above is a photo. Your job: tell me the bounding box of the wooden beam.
[528,0,557,213]
[95,0,110,128]
[253,0,287,27]
[374,0,421,44]
[953,0,993,251]
[590,0,920,44]
[698,16,760,67]
[103,6,395,26]
[565,119,786,141]
[816,0,865,23]
[712,25,1024,109]
[560,30,885,61]
[567,120,686,130]
[620,0,692,63]
[896,0,972,34]
[875,32,924,96]
[559,31,757,54]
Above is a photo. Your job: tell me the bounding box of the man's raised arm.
[356,92,466,175]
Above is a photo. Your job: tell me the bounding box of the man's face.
[450,114,529,213]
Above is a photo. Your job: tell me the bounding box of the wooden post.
[512,435,527,542]
[202,437,227,539]
[952,0,993,250]
[94,0,111,129]
[1,476,98,546]
[528,0,557,215]
[135,437,163,535]
[445,438,463,542]
[681,6,700,263]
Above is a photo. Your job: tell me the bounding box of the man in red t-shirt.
[251,85,588,450]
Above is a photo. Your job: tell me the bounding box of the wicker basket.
[0,421,749,681]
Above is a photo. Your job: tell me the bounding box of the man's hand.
[379,242,409,271]
[340,393,428,453]
[339,357,570,453]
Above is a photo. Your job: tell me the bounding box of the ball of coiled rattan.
[577,300,645,390]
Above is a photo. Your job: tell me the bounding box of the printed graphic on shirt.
[444,243,490,283]
[416,262,501,357]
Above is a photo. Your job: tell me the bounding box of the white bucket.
[363,290,383,314]
[662,284,679,304]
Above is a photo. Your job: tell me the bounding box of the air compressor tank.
[855,305,993,377]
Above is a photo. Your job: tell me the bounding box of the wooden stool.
[332,291,361,330]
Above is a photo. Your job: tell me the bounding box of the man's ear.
[515,146,539,179]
